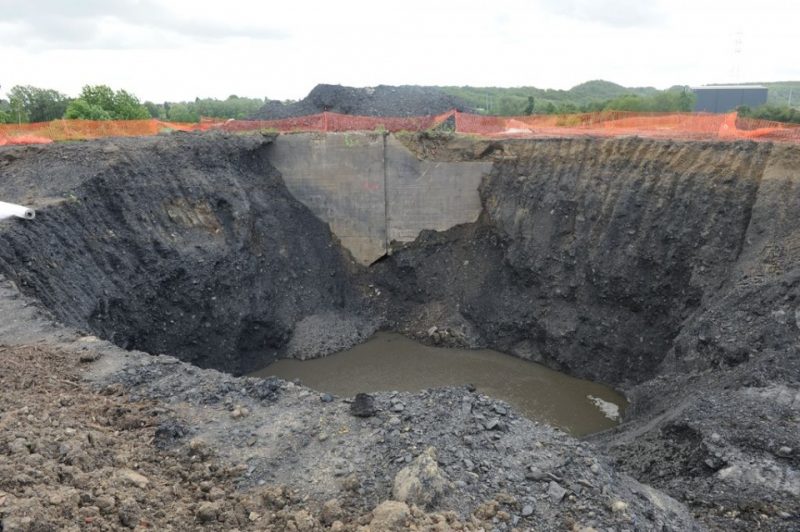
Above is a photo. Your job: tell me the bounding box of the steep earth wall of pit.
[0,134,369,375]
[376,138,781,386]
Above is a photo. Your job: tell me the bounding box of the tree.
[542,102,557,114]
[556,102,579,114]
[738,104,800,124]
[173,95,265,122]
[599,90,696,113]
[64,99,112,120]
[496,96,526,116]
[0,99,12,123]
[603,94,646,112]
[143,101,165,119]
[157,95,265,122]
[78,85,115,112]
[7,85,71,123]
[165,103,199,123]
[112,90,151,120]
[65,85,150,120]
[524,96,535,115]
[677,90,694,112]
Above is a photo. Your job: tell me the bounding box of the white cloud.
[1,0,285,50]
[1,0,798,102]
[538,0,664,28]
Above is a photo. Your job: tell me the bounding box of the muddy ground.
[0,341,519,531]
[0,132,798,530]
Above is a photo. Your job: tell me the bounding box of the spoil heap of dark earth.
[0,131,798,530]
[249,84,473,119]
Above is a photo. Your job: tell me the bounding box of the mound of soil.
[0,344,269,530]
[250,84,473,119]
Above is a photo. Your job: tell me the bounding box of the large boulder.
[392,447,448,509]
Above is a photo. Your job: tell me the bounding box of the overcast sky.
[2,0,798,102]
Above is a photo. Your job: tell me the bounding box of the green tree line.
[737,104,800,124]
[0,84,266,124]
[4,83,800,125]
[443,80,664,115]
[443,81,800,122]
[447,88,697,116]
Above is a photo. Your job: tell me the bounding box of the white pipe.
[0,201,35,221]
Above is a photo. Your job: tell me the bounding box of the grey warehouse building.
[692,85,768,113]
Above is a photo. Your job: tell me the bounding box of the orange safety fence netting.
[196,111,455,134]
[322,111,454,133]
[454,111,800,143]
[2,111,800,145]
[0,119,197,145]
[201,114,327,133]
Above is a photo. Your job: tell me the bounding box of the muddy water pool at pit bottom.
[249,332,627,437]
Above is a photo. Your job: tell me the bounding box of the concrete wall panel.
[266,133,387,264]
[385,135,492,243]
[267,133,493,265]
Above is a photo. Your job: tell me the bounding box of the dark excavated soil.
[377,138,774,386]
[1,132,798,531]
[250,84,473,119]
[0,133,368,376]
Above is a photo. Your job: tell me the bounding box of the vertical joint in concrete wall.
[270,132,488,265]
[382,133,390,254]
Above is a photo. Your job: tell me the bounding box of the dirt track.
[1,132,798,530]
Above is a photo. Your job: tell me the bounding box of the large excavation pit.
[0,131,798,531]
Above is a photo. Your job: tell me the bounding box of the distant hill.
[441,80,661,115]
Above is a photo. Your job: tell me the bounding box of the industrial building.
[692,85,768,113]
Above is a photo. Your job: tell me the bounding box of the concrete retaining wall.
[266,133,492,264]
[265,133,387,265]
[385,135,491,243]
